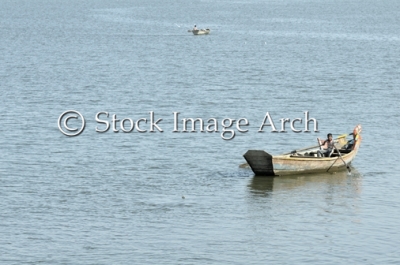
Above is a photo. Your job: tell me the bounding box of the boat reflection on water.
[248,168,362,197]
[245,168,364,245]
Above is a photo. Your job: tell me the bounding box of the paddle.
[334,132,353,140]
[333,144,351,173]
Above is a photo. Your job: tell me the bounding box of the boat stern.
[243,150,275,176]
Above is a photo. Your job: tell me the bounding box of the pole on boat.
[333,145,351,173]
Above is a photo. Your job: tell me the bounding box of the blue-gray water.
[1,0,400,264]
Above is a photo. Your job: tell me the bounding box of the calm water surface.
[1,0,400,264]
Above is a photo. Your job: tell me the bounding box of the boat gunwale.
[273,149,355,161]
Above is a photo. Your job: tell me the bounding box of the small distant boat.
[188,28,210,35]
[243,125,362,176]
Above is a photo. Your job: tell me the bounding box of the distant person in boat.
[193,25,197,31]
[317,133,336,157]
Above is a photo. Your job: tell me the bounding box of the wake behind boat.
[243,125,362,176]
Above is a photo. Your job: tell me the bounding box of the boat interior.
[289,139,355,158]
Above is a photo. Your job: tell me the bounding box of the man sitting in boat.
[193,25,197,31]
[317,133,336,157]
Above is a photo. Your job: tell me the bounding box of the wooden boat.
[188,28,210,35]
[243,125,362,176]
